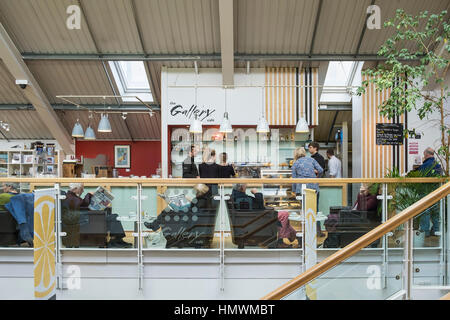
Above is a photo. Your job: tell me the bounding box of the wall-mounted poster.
[114,145,130,168]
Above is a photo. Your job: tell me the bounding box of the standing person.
[218,152,235,178]
[308,142,326,235]
[326,148,342,178]
[182,145,199,178]
[291,147,324,237]
[199,148,220,196]
[308,142,325,177]
[416,147,442,237]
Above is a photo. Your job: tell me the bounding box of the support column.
[342,121,348,178]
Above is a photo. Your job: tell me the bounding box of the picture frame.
[23,155,34,164]
[114,145,131,168]
[46,165,54,173]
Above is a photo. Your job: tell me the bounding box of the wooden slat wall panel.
[265,67,318,126]
[361,74,406,178]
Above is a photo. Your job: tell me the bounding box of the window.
[109,61,153,103]
[320,61,361,103]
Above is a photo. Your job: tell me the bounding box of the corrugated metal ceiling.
[56,110,161,140]
[0,110,53,139]
[1,0,449,143]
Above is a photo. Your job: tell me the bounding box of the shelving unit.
[0,148,61,192]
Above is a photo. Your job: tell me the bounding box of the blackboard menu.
[376,123,403,145]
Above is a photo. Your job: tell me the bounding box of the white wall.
[0,248,444,300]
[406,93,449,172]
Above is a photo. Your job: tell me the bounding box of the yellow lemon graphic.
[34,195,56,299]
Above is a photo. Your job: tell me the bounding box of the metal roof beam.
[308,0,324,56]
[21,53,421,61]
[218,0,234,86]
[0,104,160,111]
[0,23,74,154]
[354,0,376,55]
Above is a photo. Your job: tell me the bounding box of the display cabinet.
[169,126,310,178]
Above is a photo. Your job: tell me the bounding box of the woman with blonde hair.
[291,147,324,236]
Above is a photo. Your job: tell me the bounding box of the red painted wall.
[75,141,161,177]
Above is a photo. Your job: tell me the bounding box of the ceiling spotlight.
[121,112,127,120]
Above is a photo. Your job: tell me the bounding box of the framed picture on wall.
[114,145,131,168]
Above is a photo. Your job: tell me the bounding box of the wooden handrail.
[261,181,450,300]
[0,177,446,184]
[440,292,450,300]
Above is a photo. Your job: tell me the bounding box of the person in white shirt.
[326,149,342,178]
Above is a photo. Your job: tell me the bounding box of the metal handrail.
[261,181,450,300]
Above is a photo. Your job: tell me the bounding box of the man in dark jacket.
[308,142,325,177]
[416,148,442,237]
[308,142,326,236]
[182,145,199,178]
[231,184,265,210]
[63,183,131,248]
[417,147,442,176]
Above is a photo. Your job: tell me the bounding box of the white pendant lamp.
[84,125,96,140]
[189,114,203,133]
[295,116,309,133]
[84,112,96,140]
[219,112,232,133]
[71,119,84,138]
[256,86,270,133]
[98,113,112,133]
[189,86,202,133]
[219,88,232,133]
[256,116,270,133]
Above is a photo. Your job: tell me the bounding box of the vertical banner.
[304,188,317,300]
[34,189,57,300]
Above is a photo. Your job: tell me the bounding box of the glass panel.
[142,184,220,249]
[0,180,31,248]
[387,182,442,249]
[60,183,136,249]
[282,227,405,300]
[168,127,310,178]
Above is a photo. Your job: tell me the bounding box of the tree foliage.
[357,9,450,176]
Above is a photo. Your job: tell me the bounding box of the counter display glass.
[169,126,310,178]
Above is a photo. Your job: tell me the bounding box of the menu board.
[376,123,403,145]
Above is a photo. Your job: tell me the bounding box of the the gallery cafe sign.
[169,102,216,123]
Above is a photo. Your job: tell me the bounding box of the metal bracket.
[60,195,66,200]
[58,232,67,237]
[131,195,148,200]
[377,195,393,200]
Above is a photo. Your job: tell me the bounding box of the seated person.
[353,183,379,213]
[0,183,19,211]
[144,184,213,231]
[230,184,265,210]
[2,183,34,246]
[63,183,131,248]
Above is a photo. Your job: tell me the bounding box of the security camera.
[15,79,29,89]
[121,112,127,120]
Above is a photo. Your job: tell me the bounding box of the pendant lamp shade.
[219,112,232,133]
[98,114,112,132]
[295,116,309,133]
[84,125,96,140]
[71,120,84,138]
[189,114,202,133]
[256,116,270,133]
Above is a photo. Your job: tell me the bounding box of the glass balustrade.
[0,178,446,299]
